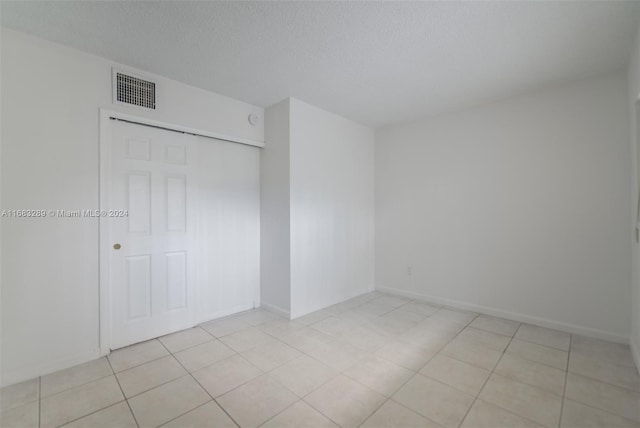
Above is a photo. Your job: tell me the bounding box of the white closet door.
[109,120,197,350]
[195,136,260,322]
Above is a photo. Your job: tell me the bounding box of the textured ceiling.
[2,1,639,128]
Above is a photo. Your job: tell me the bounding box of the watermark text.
[1,209,129,218]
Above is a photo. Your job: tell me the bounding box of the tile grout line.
[254,338,349,427]
[114,330,234,375]
[464,330,572,394]
[261,321,363,427]
[456,318,519,428]
[301,397,347,428]
[106,355,140,428]
[558,334,572,428]
[176,347,240,375]
[503,341,569,371]
[111,352,210,401]
[38,376,41,428]
[160,330,217,354]
[567,370,640,394]
[472,357,566,398]
[259,296,417,427]
[563,363,640,394]
[195,352,276,399]
[120,371,193,401]
[155,337,242,428]
[38,370,132,427]
[352,395,391,427]
[38,370,119,401]
[110,341,172,373]
[441,321,638,427]
[391,309,480,423]
[50,374,134,427]
[456,323,556,428]
[53,401,129,428]
[183,315,327,413]
[161,335,213,354]
[35,373,124,427]
[257,398,334,428]
[255,399,302,427]
[515,336,573,353]
[558,393,640,425]
[155,401,218,428]
[357,310,480,428]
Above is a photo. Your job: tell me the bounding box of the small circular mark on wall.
[248,114,260,126]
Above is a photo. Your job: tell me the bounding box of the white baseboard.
[631,336,640,375]
[259,301,291,319]
[1,348,101,388]
[377,286,629,344]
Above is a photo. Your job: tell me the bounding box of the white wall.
[195,136,261,322]
[0,28,264,386]
[376,72,631,342]
[261,98,375,319]
[289,99,375,318]
[627,22,640,368]
[261,99,292,315]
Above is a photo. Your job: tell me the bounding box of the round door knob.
[113,243,121,250]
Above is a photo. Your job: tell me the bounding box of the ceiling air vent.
[113,70,156,110]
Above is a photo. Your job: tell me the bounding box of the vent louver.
[115,72,156,110]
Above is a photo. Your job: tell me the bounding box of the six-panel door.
[110,120,197,350]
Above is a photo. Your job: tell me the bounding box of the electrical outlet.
[407,266,412,276]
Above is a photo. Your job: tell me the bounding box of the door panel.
[108,119,260,350]
[166,251,187,310]
[125,255,151,320]
[127,172,151,233]
[110,120,196,350]
[166,176,186,231]
[195,137,260,321]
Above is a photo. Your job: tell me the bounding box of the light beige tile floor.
[2,294,639,428]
